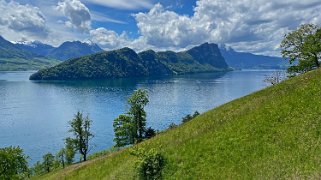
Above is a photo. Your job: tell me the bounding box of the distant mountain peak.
[219,45,286,69]
[83,39,96,46]
[187,42,228,69]
[47,40,103,60]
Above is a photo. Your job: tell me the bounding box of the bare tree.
[264,71,285,85]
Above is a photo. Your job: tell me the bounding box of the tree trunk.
[83,153,87,161]
[314,53,320,67]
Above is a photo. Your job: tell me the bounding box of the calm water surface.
[0,70,277,164]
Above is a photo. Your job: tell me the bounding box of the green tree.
[0,146,29,180]
[113,114,135,147]
[65,137,76,164]
[31,161,44,176]
[280,24,320,75]
[113,89,150,147]
[56,148,66,168]
[69,111,93,161]
[42,153,54,173]
[128,89,149,143]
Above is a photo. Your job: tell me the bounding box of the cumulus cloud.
[134,4,208,49]
[57,0,91,32]
[133,0,321,55]
[90,27,156,51]
[84,0,153,10]
[0,1,48,38]
[90,28,128,49]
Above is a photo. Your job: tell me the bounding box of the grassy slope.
[38,69,321,179]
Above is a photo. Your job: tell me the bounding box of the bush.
[145,127,156,139]
[131,148,165,180]
[168,123,178,129]
[182,111,200,123]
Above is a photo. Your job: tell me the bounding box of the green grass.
[0,58,59,71]
[36,68,321,179]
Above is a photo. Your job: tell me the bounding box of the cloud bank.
[0,1,48,39]
[129,0,321,55]
[1,0,321,55]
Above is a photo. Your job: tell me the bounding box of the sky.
[1,0,321,56]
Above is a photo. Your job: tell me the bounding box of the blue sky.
[1,0,321,56]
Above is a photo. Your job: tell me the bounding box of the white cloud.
[2,0,321,55]
[0,0,48,38]
[56,0,91,32]
[89,27,157,52]
[84,0,153,10]
[134,4,208,49]
[91,11,126,24]
[133,0,321,56]
[89,27,128,49]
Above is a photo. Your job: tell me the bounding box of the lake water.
[0,70,277,164]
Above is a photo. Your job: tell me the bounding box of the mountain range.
[0,35,286,72]
[0,36,103,70]
[0,36,59,71]
[29,43,229,80]
[219,45,286,69]
[16,40,103,60]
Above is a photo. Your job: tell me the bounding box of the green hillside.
[0,57,59,71]
[37,68,321,179]
[0,36,60,71]
[29,43,229,80]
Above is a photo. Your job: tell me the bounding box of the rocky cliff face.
[187,43,228,69]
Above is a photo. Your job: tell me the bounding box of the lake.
[0,70,278,164]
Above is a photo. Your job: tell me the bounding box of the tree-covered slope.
[0,36,59,71]
[30,43,229,80]
[36,68,321,179]
[30,48,147,80]
[0,57,59,71]
[0,36,37,59]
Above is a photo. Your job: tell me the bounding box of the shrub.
[145,127,156,139]
[182,111,200,123]
[168,123,178,129]
[131,148,165,180]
